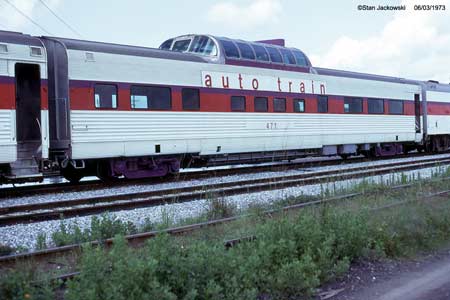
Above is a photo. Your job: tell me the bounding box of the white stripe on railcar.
[69,110,416,160]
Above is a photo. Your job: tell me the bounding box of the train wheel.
[61,165,83,183]
[96,161,118,182]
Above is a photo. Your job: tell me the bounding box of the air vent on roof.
[428,80,439,84]
[85,52,95,62]
[0,44,8,53]
[30,46,43,57]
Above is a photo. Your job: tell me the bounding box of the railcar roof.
[316,67,450,91]
[314,67,418,85]
[0,30,44,47]
[43,36,208,63]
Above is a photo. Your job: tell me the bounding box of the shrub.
[0,269,54,300]
[0,244,14,256]
[52,214,137,247]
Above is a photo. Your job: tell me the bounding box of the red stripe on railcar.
[0,83,15,109]
[427,102,450,115]
[41,82,48,110]
[66,80,429,116]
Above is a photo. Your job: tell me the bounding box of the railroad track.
[1,155,449,226]
[1,152,448,199]
[1,178,449,272]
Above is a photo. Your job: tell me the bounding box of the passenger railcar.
[0,31,449,183]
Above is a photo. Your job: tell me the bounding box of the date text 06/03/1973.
[358,4,446,11]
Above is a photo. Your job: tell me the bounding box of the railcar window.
[265,47,283,63]
[344,97,363,113]
[236,42,255,60]
[220,39,240,58]
[182,88,200,110]
[293,99,305,112]
[368,99,384,114]
[190,36,217,56]
[388,100,404,115]
[317,95,328,113]
[252,44,269,61]
[130,86,171,110]
[172,39,191,52]
[94,84,117,109]
[274,98,286,112]
[254,97,268,112]
[292,50,307,66]
[279,48,296,65]
[231,96,246,111]
[160,39,173,50]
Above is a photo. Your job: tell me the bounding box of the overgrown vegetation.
[50,214,137,247]
[2,168,450,299]
[0,244,14,256]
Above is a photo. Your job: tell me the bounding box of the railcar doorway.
[15,63,42,160]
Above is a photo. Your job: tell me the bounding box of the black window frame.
[172,39,191,52]
[94,83,118,109]
[220,39,240,58]
[265,47,283,63]
[273,97,286,112]
[388,100,404,115]
[230,96,246,112]
[279,48,296,65]
[236,42,255,60]
[368,98,385,114]
[317,95,328,113]
[160,39,173,50]
[293,98,305,113]
[344,97,363,114]
[251,44,270,62]
[292,50,307,66]
[182,88,200,111]
[254,96,268,112]
[130,85,172,110]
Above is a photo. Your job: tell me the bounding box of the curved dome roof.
[159,34,312,68]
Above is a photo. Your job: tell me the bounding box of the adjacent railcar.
[1,31,450,184]
[0,31,49,182]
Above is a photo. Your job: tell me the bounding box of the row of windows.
[230,96,305,113]
[219,38,308,66]
[94,84,404,114]
[342,97,404,114]
[95,84,200,110]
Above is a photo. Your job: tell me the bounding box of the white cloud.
[207,0,282,28]
[0,0,61,32]
[311,0,450,82]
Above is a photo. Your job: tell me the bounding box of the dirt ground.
[315,248,450,300]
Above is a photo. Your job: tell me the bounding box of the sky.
[0,0,449,82]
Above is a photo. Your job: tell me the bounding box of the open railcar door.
[11,63,42,177]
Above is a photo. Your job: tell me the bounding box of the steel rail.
[1,157,449,226]
[2,152,447,199]
[1,178,449,271]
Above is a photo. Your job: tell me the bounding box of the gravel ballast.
[0,154,449,251]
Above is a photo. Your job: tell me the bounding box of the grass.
[2,167,450,299]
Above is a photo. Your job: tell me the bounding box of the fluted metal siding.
[0,109,16,163]
[70,110,416,159]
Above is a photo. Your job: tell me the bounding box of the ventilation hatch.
[0,44,8,53]
[85,52,95,62]
[30,46,43,57]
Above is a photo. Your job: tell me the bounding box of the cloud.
[311,0,450,82]
[0,0,61,32]
[207,0,282,28]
